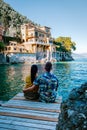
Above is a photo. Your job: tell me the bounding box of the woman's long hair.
[31,64,38,83]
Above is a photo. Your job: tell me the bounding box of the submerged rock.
[56,82,87,130]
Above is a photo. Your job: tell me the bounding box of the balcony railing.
[24,41,53,45]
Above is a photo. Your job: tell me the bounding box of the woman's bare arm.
[23,85,38,93]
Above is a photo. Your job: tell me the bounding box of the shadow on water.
[0,60,87,101]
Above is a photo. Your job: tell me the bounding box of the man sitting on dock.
[24,61,59,103]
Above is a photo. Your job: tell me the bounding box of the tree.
[54,37,76,52]
[0,42,5,52]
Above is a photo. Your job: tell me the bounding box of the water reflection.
[0,64,24,100]
[20,64,31,81]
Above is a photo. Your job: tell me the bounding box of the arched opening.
[6,54,10,63]
[22,39,25,42]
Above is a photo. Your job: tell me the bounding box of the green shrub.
[0,42,5,52]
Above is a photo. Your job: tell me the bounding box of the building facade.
[4,41,27,54]
[21,23,56,60]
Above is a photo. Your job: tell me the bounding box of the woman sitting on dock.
[23,64,39,100]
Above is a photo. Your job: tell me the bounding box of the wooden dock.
[0,93,62,130]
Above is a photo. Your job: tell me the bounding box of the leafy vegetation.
[53,37,76,52]
[2,36,21,45]
[0,42,5,52]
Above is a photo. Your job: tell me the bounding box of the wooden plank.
[0,111,58,121]
[6,98,61,106]
[0,123,46,130]
[2,104,60,113]
[13,97,62,104]
[16,93,62,101]
[13,93,62,103]
[0,118,56,130]
[3,100,61,110]
[11,120,56,130]
[0,115,57,126]
[0,111,58,122]
[0,107,59,117]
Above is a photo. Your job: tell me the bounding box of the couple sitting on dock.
[23,61,59,103]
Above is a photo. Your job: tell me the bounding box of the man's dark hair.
[45,62,52,72]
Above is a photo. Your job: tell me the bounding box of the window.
[20,48,22,52]
[46,29,49,33]
[5,47,7,50]
[8,47,11,50]
[42,34,44,37]
[39,34,41,37]
[14,48,16,50]
[35,32,38,37]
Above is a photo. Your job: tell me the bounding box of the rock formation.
[57,82,87,130]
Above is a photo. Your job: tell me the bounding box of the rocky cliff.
[0,0,37,37]
[57,82,87,130]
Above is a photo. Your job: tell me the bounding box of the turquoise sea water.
[0,58,87,101]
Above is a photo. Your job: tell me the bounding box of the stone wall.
[52,52,74,61]
[0,51,74,64]
[56,82,87,130]
[9,53,36,63]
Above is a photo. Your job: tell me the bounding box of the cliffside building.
[4,41,27,54]
[21,23,56,60]
[3,23,57,63]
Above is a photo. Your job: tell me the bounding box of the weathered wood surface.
[0,93,62,130]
